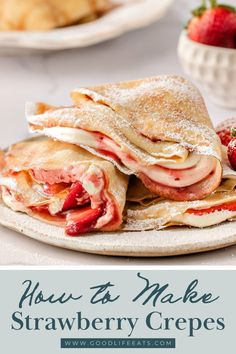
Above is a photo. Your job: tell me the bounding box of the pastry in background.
[0,0,110,31]
[27,75,222,202]
[0,137,128,236]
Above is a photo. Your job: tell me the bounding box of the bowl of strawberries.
[178,0,236,108]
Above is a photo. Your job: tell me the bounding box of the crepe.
[0,137,128,236]
[0,0,109,31]
[26,76,222,202]
[127,176,161,206]
[125,156,236,231]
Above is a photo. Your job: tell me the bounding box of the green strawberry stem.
[192,1,207,16]
[218,4,236,12]
[231,128,236,138]
[210,0,217,8]
[209,0,235,12]
[191,0,236,18]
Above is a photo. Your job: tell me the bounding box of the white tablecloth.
[0,0,235,265]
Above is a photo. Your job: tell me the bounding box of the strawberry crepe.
[125,149,236,231]
[0,137,128,236]
[26,76,222,202]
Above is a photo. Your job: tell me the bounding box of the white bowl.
[178,30,236,109]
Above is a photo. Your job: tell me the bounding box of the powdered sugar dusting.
[72,75,221,160]
[125,191,236,231]
[77,76,202,106]
[27,76,221,180]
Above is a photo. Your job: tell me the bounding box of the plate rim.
[0,0,173,50]
[1,201,236,258]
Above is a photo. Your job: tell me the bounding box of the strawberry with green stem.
[188,0,236,48]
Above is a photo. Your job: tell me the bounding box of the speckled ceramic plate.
[0,0,173,54]
[1,201,236,257]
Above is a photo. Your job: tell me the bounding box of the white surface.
[0,0,173,51]
[0,0,236,265]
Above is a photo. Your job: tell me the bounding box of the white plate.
[1,201,236,257]
[0,0,173,53]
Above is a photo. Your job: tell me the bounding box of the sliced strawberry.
[43,182,68,195]
[65,206,104,236]
[187,200,236,215]
[63,182,89,211]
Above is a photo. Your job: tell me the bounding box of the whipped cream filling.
[173,210,236,228]
[41,127,193,167]
[42,126,217,188]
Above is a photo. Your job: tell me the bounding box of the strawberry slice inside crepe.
[0,138,128,236]
[187,200,236,216]
[31,180,103,235]
[66,206,103,235]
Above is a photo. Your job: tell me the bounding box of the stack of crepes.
[1,75,236,236]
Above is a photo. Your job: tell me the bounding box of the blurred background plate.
[0,0,173,54]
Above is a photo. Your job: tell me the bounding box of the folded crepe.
[0,137,128,236]
[127,175,161,206]
[0,0,109,31]
[125,152,236,231]
[26,76,222,202]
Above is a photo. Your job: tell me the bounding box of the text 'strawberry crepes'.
[26,75,222,202]
[0,137,128,236]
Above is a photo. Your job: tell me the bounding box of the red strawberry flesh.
[216,118,236,146]
[66,206,104,236]
[217,129,232,146]
[228,138,236,171]
[63,182,89,211]
[188,2,236,49]
[187,200,236,215]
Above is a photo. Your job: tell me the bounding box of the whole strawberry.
[227,128,236,170]
[188,0,236,48]
[216,118,236,146]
